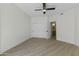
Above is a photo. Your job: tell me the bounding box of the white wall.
[75,8,79,46]
[0,4,31,53]
[0,6,1,52]
[56,8,75,44]
[31,16,50,38]
[56,8,79,46]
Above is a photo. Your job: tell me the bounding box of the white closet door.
[56,9,75,44]
[31,17,49,38]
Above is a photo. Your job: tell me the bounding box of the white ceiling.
[16,3,79,17]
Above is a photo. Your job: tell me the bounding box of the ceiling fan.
[35,3,55,14]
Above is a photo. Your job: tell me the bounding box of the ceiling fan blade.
[35,9,42,11]
[46,8,55,10]
[43,3,46,10]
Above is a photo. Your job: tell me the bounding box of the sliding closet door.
[56,9,75,44]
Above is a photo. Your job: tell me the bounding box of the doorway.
[50,21,56,39]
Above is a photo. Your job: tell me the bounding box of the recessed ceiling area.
[16,3,79,17]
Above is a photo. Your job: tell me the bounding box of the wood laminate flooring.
[1,38,79,56]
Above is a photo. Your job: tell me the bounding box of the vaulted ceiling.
[16,3,79,17]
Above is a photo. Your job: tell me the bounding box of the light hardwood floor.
[1,38,79,56]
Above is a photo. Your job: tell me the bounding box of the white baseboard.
[30,37,49,40]
[0,37,31,54]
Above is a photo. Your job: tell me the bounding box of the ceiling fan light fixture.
[43,9,46,12]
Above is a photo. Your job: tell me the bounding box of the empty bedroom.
[0,3,79,56]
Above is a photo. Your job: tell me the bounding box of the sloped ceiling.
[16,3,79,17]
